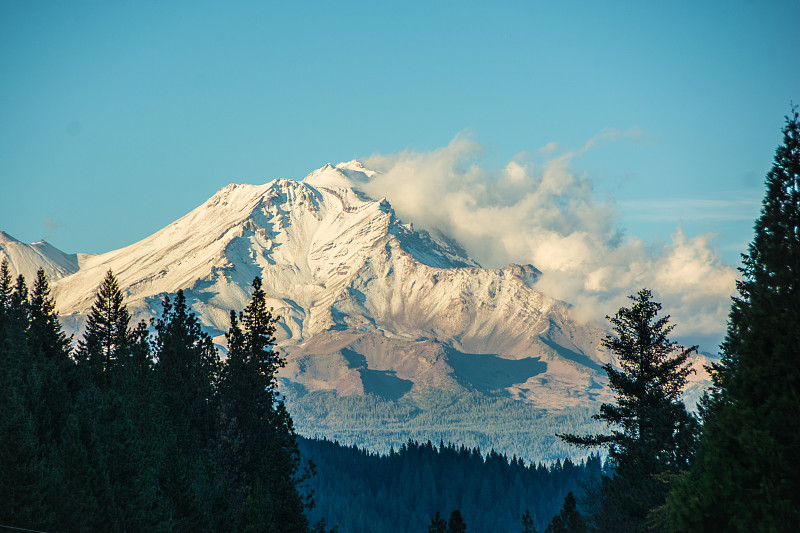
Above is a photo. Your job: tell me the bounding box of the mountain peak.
[0,230,21,244]
[303,161,375,190]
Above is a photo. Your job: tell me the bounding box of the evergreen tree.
[75,269,131,387]
[28,269,72,360]
[0,269,53,529]
[154,289,220,444]
[8,275,29,342]
[667,109,800,531]
[428,511,447,533]
[544,493,587,533]
[521,509,537,533]
[152,289,221,530]
[447,509,467,533]
[0,259,12,319]
[28,269,74,440]
[559,289,698,532]
[220,277,308,532]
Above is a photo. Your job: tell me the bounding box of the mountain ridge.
[1,161,714,460]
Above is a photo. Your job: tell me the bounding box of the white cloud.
[363,134,738,342]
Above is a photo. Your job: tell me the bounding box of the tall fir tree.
[428,511,448,533]
[544,493,587,533]
[667,109,800,531]
[152,289,221,531]
[75,269,131,387]
[521,509,537,533]
[0,259,12,321]
[28,269,72,361]
[0,268,53,529]
[154,288,220,444]
[447,509,467,533]
[559,289,698,532]
[27,269,74,443]
[221,277,309,532]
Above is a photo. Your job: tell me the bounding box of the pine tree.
[154,289,219,443]
[76,269,131,387]
[27,269,74,444]
[0,259,12,321]
[667,109,800,531]
[220,277,308,532]
[521,509,537,533]
[0,268,54,529]
[447,509,467,533]
[153,289,221,530]
[428,511,447,533]
[544,493,587,533]
[559,289,699,531]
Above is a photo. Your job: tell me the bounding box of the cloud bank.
[362,135,738,346]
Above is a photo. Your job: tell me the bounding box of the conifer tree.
[559,289,698,532]
[0,268,53,529]
[447,509,467,533]
[76,269,131,387]
[667,109,800,531]
[154,289,220,442]
[27,269,74,443]
[544,493,587,533]
[521,509,537,533]
[29,269,72,359]
[152,289,221,530]
[9,275,29,337]
[0,259,12,320]
[220,277,308,532]
[428,511,447,533]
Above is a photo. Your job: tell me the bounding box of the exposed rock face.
[3,160,711,421]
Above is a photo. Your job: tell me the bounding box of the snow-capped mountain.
[0,230,89,283]
[1,161,713,460]
[40,161,619,408]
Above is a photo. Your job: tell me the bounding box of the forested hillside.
[0,261,603,533]
[286,388,607,464]
[0,268,315,532]
[299,437,605,533]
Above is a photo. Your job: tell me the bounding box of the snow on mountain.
[4,161,717,460]
[31,160,710,419]
[0,230,87,282]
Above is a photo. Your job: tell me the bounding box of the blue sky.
[1,1,798,348]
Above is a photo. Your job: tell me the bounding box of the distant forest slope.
[299,437,606,533]
[287,387,607,464]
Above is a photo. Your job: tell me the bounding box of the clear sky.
[1,1,798,349]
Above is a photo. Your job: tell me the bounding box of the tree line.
[0,268,325,532]
[540,108,800,532]
[299,437,605,533]
[1,107,796,532]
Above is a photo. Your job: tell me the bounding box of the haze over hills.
[1,160,715,461]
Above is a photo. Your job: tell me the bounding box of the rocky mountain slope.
[1,161,713,460]
[0,230,88,282]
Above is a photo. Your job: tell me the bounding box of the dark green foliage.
[447,509,467,533]
[427,510,468,533]
[0,269,316,531]
[559,289,699,532]
[521,509,537,533]
[154,289,220,446]
[667,109,800,531]
[429,511,448,533]
[220,277,308,532]
[544,493,587,533]
[300,437,605,533]
[0,266,73,530]
[75,269,130,386]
